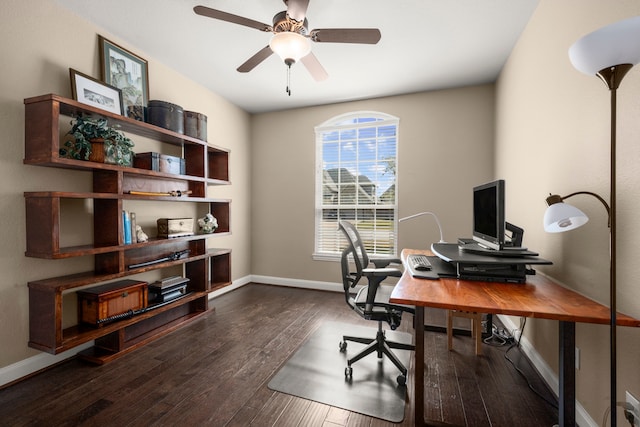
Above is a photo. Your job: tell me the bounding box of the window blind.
[314,112,399,259]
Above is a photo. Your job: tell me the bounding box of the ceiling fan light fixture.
[269,31,311,65]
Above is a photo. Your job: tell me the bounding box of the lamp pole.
[595,63,632,427]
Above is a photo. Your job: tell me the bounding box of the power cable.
[503,317,559,410]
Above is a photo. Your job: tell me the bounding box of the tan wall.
[250,86,495,281]
[497,0,640,422]
[0,0,251,368]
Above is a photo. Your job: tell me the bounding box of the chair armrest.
[369,255,402,268]
[362,267,403,278]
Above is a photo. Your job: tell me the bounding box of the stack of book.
[122,210,137,244]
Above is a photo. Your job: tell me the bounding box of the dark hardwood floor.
[0,284,558,426]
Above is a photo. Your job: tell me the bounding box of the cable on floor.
[502,317,559,410]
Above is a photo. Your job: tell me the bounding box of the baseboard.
[497,315,598,427]
[0,342,94,388]
[208,275,252,299]
[250,275,343,293]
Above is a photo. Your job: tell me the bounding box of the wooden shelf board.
[76,309,211,365]
[57,292,209,353]
[210,281,233,293]
[25,94,208,148]
[27,250,226,292]
[25,233,229,260]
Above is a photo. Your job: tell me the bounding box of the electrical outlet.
[627,391,640,427]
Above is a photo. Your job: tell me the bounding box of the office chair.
[338,220,415,386]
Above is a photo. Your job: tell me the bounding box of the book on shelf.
[123,211,132,244]
[130,212,137,244]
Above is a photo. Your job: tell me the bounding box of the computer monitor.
[472,179,505,251]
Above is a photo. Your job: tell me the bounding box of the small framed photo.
[99,35,149,121]
[70,68,124,115]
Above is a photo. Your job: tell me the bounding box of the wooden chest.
[134,152,185,175]
[77,280,148,327]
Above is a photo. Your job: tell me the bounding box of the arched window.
[314,111,399,259]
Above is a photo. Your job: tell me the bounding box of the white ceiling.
[55,0,539,114]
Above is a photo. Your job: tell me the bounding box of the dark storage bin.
[147,100,184,134]
[184,111,207,141]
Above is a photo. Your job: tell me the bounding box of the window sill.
[312,253,340,262]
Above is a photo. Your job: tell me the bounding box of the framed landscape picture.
[70,68,123,115]
[99,35,149,121]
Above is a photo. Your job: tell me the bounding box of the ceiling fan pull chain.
[286,62,292,96]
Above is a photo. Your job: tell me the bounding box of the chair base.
[340,321,415,386]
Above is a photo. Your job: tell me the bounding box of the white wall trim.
[250,274,343,293]
[0,342,93,388]
[208,275,252,299]
[498,315,597,427]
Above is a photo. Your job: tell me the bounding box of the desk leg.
[559,321,576,427]
[415,306,425,427]
[411,306,475,427]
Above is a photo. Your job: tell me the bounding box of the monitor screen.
[472,179,505,250]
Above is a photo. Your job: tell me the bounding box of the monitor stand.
[505,222,524,247]
[458,240,537,257]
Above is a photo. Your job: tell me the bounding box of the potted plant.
[60,116,135,166]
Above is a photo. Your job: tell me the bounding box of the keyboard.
[408,254,432,271]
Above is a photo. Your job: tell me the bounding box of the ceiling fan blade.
[194,5,272,32]
[301,52,328,82]
[311,28,381,44]
[286,0,310,22]
[237,46,274,73]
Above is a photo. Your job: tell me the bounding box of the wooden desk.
[390,249,640,427]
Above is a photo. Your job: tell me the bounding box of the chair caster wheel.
[396,374,406,386]
[339,341,347,352]
[345,366,353,379]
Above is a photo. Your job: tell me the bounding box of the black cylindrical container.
[147,100,184,134]
[184,110,208,141]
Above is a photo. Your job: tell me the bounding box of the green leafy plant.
[60,116,135,166]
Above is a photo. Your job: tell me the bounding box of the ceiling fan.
[194,0,381,94]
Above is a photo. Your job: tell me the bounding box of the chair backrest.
[339,220,370,272]
[338,221,361,290]
[338,221,365,309]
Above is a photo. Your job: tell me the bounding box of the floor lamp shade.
[569,15,640,75]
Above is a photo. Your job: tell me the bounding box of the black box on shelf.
[148,276,190,304]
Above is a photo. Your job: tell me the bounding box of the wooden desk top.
[390,249,640,327]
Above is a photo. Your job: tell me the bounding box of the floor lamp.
[543,16,640,427]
